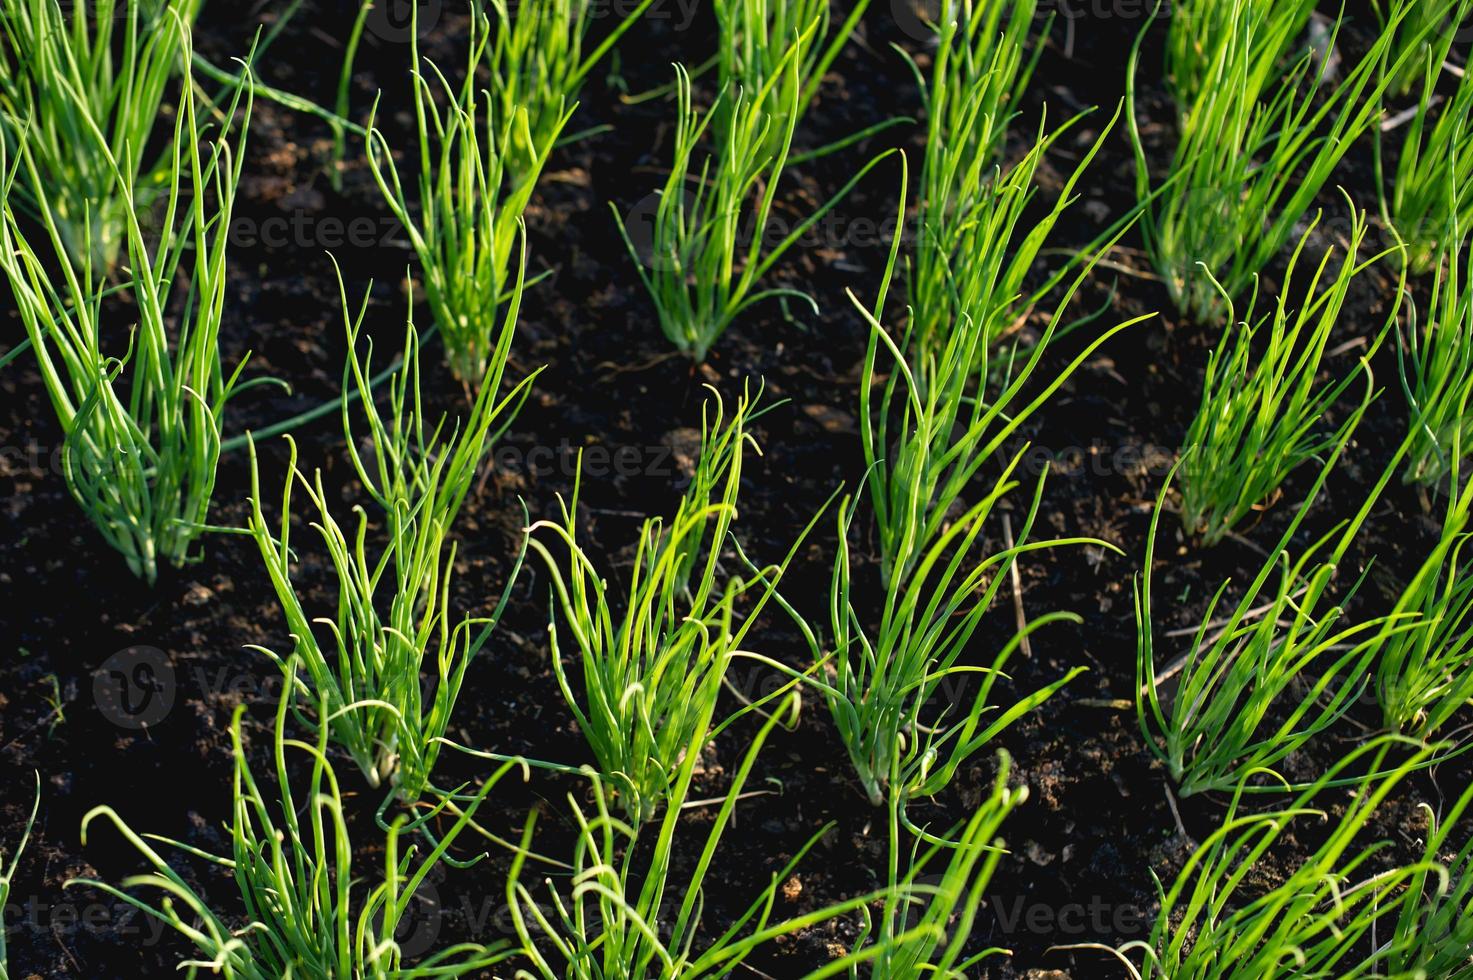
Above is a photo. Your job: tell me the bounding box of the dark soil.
[2,1,1469,978]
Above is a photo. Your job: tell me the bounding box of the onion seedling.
[1387,778,1473,976]
[487,0,657,188]
[1163,0,1315,112]
[246,252,539,803]
[1067,738,1451,978]
[829,755,1025,978]
[0,60,255,585]
[1177,205,1397,546]
[507,695,892,979]
[366,3,571,382]
[1382,31,1473,274]
[1374,457,1473,738]
[909,103,1117,360]
[1374,0,1472,98]
[1137,439,1415,798]
[329,0,373,192]
[903,0,1127,361]
[70,678,522,977]
[0,0,201,271]
[1127,0,1417,322]
[611,63,893,361]
[0,775,38,980]
[813,161,1153,806]
[527,383,821,825]
[713,0,877,161]
[904,0,1041,169]
[1401,226,1473,488]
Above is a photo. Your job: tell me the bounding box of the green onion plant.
[904,0,1121,360]
[1070,738,1451,978]
[811,164,1154,806]
[1177,206,1395,546]
[829,755,1025,978]
[1163,0,1315,112]
[0,68,255,585]
[0,775,39,980]
[507,695,889,979]
[366,4,571,382]
[1374,457,1473,738]
[904,0,1041,167]
[527,383,821,825]
[909,108,1117,359]
[1128,0,1417,322]
[330,0,373,192]
[612,63,892,360]
[1387,778,1473,976]
[245,255,538,803]
[487,0,657,187]
[1137,442,1414,798]
[0,0,202,270]
[71,680,521,977]
[713,0,875,160]
[1383,40,1473,274]
[1400,227,1473,488]
[1374,0,1472,98]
